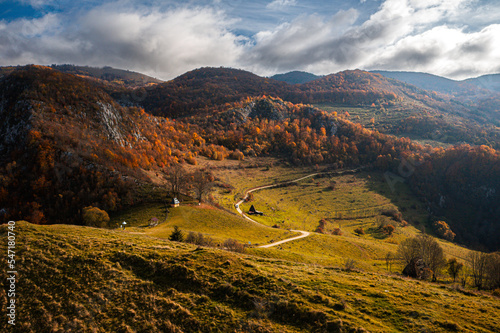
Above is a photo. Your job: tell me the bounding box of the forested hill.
[0,65,422,226]
[136,67,500,148]
[139,67,452,117]
[138,67,291,118]
[1,65,500,251]
[270,71,322,84]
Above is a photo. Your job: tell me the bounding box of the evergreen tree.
[169,226,184,242]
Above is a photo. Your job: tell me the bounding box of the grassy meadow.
[7,160,498,332]
[2,221,499,332]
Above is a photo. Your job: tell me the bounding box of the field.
[109,162,475,275]
[111,203,299,246]
[2,221,499,332]
[8,159,495,332]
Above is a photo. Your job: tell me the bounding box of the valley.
[1,65,499,332]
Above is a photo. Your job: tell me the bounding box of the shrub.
[82,206,110,228]
[332,228,342,236]
[185,231,216,247]
[433,220,456,241]
[344,258,357,271]
[382,225,395,236]
[376,215,390,229]
[381,208,403,222]
[316,219,327,233]
[354,227,364,235]
[245,192,254,202]
[223,239,246,253]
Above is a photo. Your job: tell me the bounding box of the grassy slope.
[110,203,299,246]
[2,222,499,333]
[211,165,472,271]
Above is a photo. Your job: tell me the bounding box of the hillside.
[50,64,163,88]
[270,71,322,84]
[373,70,500,94]
[137,67,500,148]
[2,221,499,332]
[139,67,291,118]
[371,71,465,95]
[2,65,500,251]
[0,66,227,225]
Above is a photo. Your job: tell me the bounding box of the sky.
[1,0,500,80]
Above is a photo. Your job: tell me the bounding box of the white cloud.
[244,0,500,79]
[0,5,245,79]
[267,0,297,10]
[0,0,499,80]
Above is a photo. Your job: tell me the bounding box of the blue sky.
[1,0,499,80]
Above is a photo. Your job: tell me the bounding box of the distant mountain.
[465,74,500,92]
[373,70,500,94]
[50,64,163,88]
[270,71,322,84]
[371,70,464,95]
[140,67,291,117]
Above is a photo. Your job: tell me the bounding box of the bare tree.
[468,251,488,290]
[191,169,215,203]
[485,253,500,290]
[447,258,463,283]
[385,252,395,272]
[397,234,446,281]
[164,164,188,197]
[397,237,421,265]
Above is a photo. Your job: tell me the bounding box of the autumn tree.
[433,220,456,241]
[447,258,463,283]
[468,251,489,289]
[165,164,188,197]
[397,234,446,281]
[82,206,110,228]
[191,169,215,203]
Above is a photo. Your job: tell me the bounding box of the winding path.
[235,167,365,248]
[234,174,322,248]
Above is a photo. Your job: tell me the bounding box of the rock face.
[402,258,431,280]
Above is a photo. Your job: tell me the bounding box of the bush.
[82,206,110,228]
[332,228,342,236]
[344,258,357,271]
[185,231,215,247]
[245,192,254,202]
[433,220,456,241]
[316,219,327,233]
[382,225,395,235]
[354,227,365,235]
[223,239,246,253]
[381,208,403,222]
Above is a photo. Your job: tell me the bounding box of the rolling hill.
[1,65,500,251]
[270,71,322,84]
[2,221,499,332]
[1,64,500,332]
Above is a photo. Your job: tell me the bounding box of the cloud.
[267,0,297,10]
[0,0,499,80]
[244,0,500,79]
[242,9,359,74]
[0,4,245,79]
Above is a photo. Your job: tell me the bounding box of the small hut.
[248,205,263,216]
[171,197,180,208]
